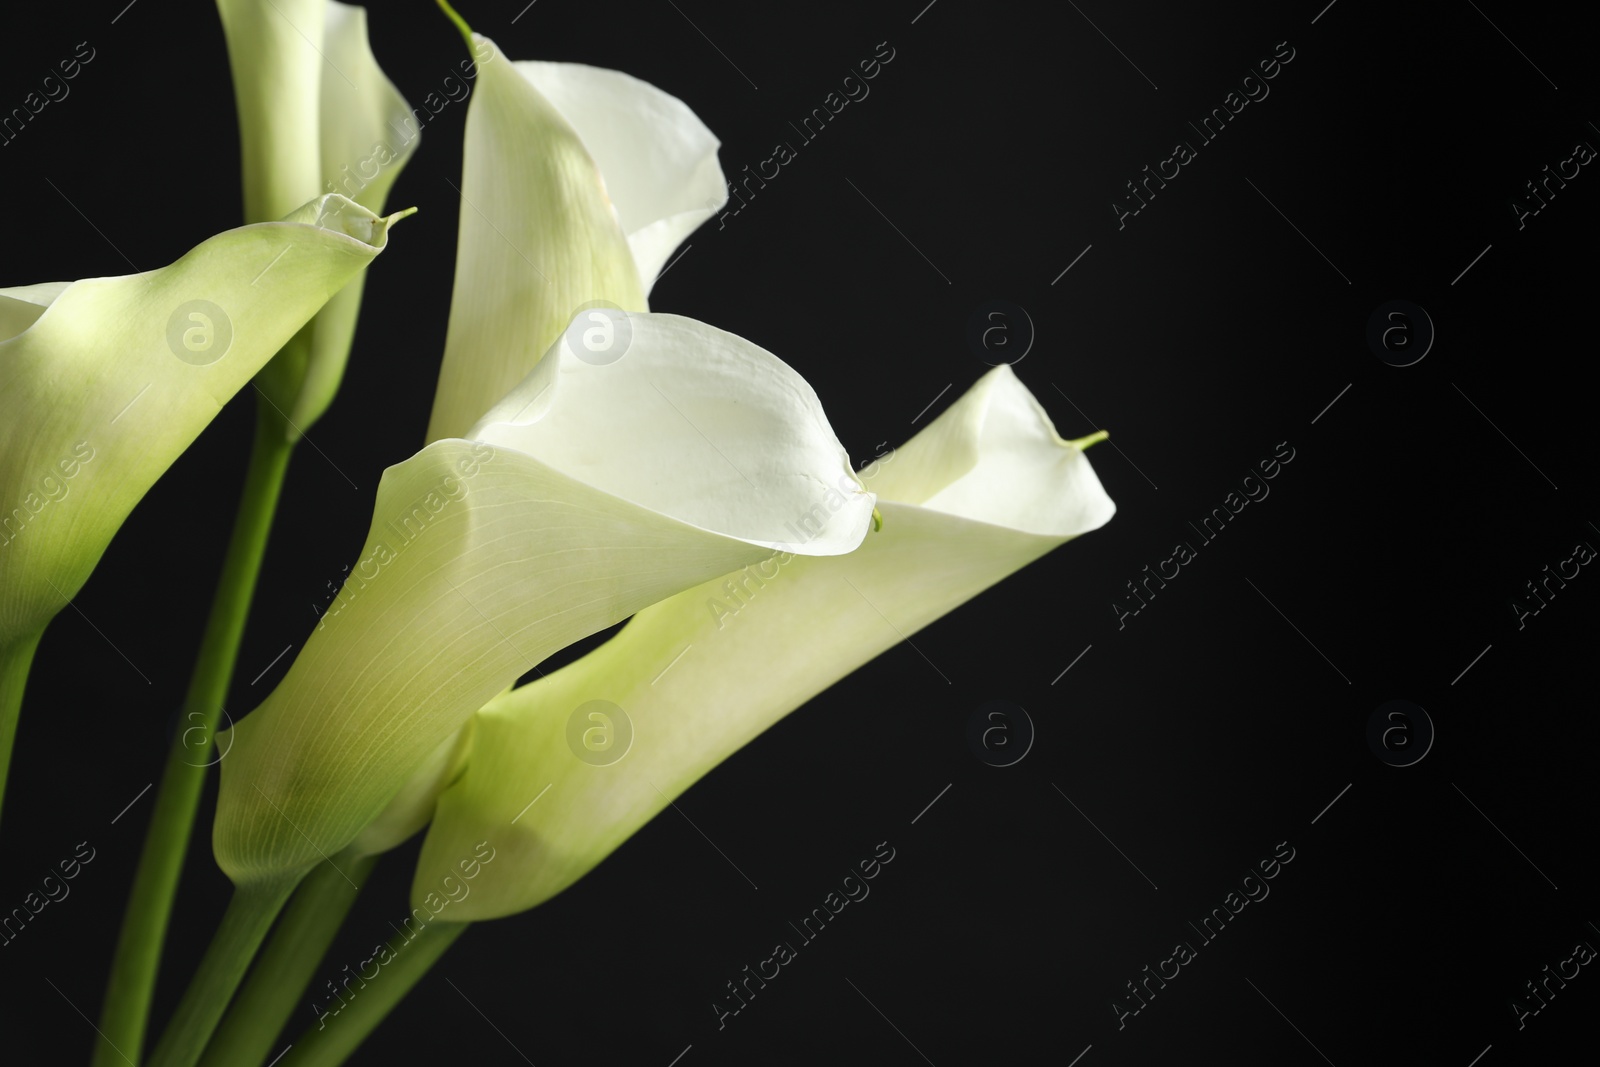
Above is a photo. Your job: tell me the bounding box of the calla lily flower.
[216,0,420,431]
[213,5,728,879]
[0,193,400,655]
[0,193,401,820]
[213,312,874,886]
[410,366,1114,919]
[425,20,726,442]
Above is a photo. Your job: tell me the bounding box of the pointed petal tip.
[277,194,399,250]
[1069,429,1109,451]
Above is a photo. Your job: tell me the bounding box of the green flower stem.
[200,851,380,1067]
[147,875,302,1067]
[434,0,474,46]
[95,397,295,1067]
[280,921,471,1067]
[0,628,44,829]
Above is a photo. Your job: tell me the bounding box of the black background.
[2,1,1596,1064]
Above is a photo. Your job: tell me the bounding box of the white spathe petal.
[425,35,646,444]
[215,0,327,224]
[319,1,420,212]
[214,314,872,884]
[0,195,394,648]
[469,313,872,555]
[217,1,420,433]
[0,282,72,342]
[346,719,475,859]
[516,61,725,296]
[916,365,1116,536]
[217,0,418,221]
[413,369,1115,919]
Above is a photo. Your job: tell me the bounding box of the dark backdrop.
[2,1,1596,1064]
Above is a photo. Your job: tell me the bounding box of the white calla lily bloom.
[214,313,873,885]
[0,194,401,820]
[425,26,726,443]
[216,0,421,431]
[0,194,400,655]
[332,17,733,855]
[411,366,1115,920]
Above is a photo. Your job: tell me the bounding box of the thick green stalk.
[279,921,470,1067]
[95,399,295,1066]
[200,852,380,1067]
[147,875,302,1067]
[0,628,44,829]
